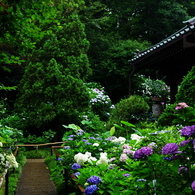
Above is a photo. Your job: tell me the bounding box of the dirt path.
[15,159,57,195]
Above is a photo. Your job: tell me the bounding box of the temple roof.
[130,24,195,70]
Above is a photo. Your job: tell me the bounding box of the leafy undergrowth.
[45,155,82,195]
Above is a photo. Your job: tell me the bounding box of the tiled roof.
[130,24,195,63]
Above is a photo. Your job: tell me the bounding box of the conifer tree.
[15,1,91,133]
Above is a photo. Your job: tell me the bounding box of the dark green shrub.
[176,65,195,106]
[106,95,149,130]
[79,111,106,134]
[157,103,177,126]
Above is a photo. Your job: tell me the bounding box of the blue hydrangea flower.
[89,137,96,140]
[68,135,76,138]
[84,185,98,195]
[134,147,153,159]
[63,146,71,149]
[105,136,117,141]
[56,157,64,161]
[163,157,172,161]
[137,179,147,182]
[76,129,84,135]
[87,176,101,184]
[86,142,92,145]
[162,143,178,154]
[74,172,80,177]
[71,163,81,170]
[181,125,195,137]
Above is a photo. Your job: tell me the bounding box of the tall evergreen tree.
[15,1,91,135]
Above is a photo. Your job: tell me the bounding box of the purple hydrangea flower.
[178,167,188,174]
[193,139,195,152]
[67,138,74,141]
[180,126,195,137]
[71,163,81,170]
[162,143,178,155]
[192,181,195,191]
[84,185,98,195]
[123,173,130,177]
[87,176,101,184]
[180,139,191,147]
[134,147,153,159]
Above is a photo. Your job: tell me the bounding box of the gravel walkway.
[15,159,57,195]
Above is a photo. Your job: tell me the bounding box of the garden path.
[15,159,57,195]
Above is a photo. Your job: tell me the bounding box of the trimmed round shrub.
[106,95,149,129]
[176,65,195,106]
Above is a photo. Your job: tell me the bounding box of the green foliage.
[106,95,150,131]
[20,148,50,159]
[0,124,23,145]
[18,130,56,144]
[158,103,177,126]
[176,65,195,106]
[45,155,81,195]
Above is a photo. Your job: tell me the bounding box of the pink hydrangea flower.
[120,154,129,162]
[175,102,189,110]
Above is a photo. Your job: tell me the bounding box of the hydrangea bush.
[85,82,113,121]
[0,125,22,176]
[53,102,195,194]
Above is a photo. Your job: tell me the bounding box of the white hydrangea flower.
[111,137,126,144]
[0,142,3,147]
[93,143,99,147]
[131,134,144,142]
[87,157,97,164]
[6,153,18,168]
[74,153,88,165]
[0,153,5,161]
[118,137,126,144]
[100,152,107,157]
[96,152,109,165]
[85,152,91,158]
